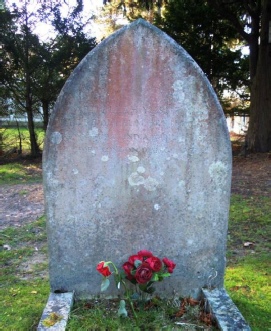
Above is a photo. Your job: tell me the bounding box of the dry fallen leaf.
[199,311,213,326]
[42,312,63,327]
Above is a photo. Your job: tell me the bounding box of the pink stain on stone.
[104,28,175,154]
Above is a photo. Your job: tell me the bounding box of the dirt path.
[0,183,44,229]
[231,153,271,196]
[0,154,270,230]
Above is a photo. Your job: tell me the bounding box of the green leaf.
[115,273,122,285]
[139,284,147,292]
[101,277,110,291]
[151,273,159,282]
[159,273,171,280]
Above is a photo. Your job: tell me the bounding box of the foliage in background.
[156,0,250,114]
[0,127,44,159]
[0,1,96,156]
[199,0,271,152]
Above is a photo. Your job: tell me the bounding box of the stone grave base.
[38,288,251,330]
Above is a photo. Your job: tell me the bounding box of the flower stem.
[121,280,139,325]
[127,297,139,325]
[107,261,118,274]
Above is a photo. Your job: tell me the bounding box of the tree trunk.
[246,0,271,152]
[42,100,50,131]
[25,55,40,156]
[26,95,40,157]
[24,9,40,157]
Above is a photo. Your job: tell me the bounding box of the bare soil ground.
[232,153,271,197]
[0,183,44,229]
[0,153,270,230]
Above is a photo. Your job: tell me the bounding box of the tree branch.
[207,0,251,42]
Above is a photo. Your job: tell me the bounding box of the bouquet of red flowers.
[122,250,176,294]
[97,250,175,313]
[97,250,176,319]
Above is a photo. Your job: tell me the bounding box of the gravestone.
[43,19,232,299]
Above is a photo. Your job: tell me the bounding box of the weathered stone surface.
[202,288,251,330]
[43,19,232,298]
[37,292,74,331]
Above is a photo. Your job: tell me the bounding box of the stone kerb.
[43,19,232,299]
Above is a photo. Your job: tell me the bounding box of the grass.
[0,161,270,330]
[225,195,271,330]
[0,126,45,155]
[67,297,216,330]
[0,217,49,330]
[225,255,271,331]
[228,195,271,258]
[0,162,42,185]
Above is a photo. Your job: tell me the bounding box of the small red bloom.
[145,256,162,272]
[122,261,135,280]
[135,262,153,284]
[162,257,176,273]
[128,254,143,266]
[96,261,112,277]
[137,250,153,259]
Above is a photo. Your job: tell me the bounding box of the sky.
[5,0,105,40]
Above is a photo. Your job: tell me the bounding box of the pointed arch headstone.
[43,19,232,298]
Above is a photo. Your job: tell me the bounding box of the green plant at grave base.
[96,250,176,324]
[67,297,217,331]
[67,296,217,330]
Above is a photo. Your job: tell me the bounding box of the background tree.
[33,32,96,130]
[34,0,96,130]
[0,1,96,155]
[0,4,42,156]
[95,0,168,39]
[156,0,249,112]
[207,0,271,152]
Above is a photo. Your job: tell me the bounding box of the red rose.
[135,263,153,284]
[128,254,143,266]
[122,262,135,280]
[145,256,162,272]
[137,250,153,259]
[162,257,176,273]
[96,261,112,277]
